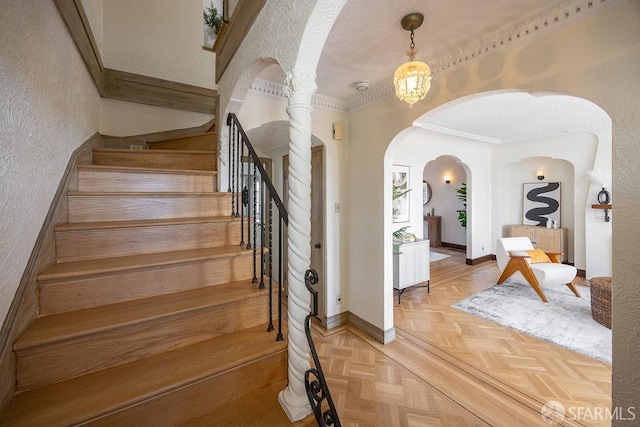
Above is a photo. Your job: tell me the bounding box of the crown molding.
[346,0,615,112]
[249,78,348,112]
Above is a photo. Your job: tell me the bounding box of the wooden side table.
[424,215,441,247]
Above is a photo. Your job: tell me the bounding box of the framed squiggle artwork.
[523,182,561,227]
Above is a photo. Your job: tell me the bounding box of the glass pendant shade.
[394,60,431,108]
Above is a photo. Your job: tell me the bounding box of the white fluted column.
[278,68,316,422]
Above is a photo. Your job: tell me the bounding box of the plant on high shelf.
[204,2,223,35]
[392,183,411,241]
[456,182,467,229]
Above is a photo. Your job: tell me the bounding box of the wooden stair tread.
[93,147,215,155]
[67,191,228,198]
[15,280,267,351]
[147,132,215,144]
[78,164,218,176]
[0,324,286,426]
[38,246,253,281]
[55,216,238,232]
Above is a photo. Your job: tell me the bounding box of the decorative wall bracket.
[591,204,612,222]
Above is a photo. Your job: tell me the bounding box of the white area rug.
[452,280,611,364]
[430,252,450,262]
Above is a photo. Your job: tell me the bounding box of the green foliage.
[204,2,223,34]
[392,183,411,240]
[456,182,467,229]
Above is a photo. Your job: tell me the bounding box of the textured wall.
[0,0,101,324]
[101,99,213,137]
[103,0,215,89]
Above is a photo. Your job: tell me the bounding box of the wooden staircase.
[0,132,287,426]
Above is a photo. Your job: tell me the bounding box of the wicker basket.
[590,276,611,329]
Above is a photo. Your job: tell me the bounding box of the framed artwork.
[392,165,410,223]
[523,182,561,226]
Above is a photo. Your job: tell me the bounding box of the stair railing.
[304,269,341,427]
[227,114,340,425]
[227,113,286,340]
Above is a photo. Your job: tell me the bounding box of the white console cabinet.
[393,238,430,303]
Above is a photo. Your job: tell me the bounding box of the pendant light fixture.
[393,13,432,108]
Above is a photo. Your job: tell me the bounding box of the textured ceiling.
[415,92,612,143]
[317,0,559,99]
[256,0,612,143]
[258,0,560,98]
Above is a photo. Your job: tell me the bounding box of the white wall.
[500,156,576,260]
[0,0,101,324]
[423,157,467,246]
[492,131,606,272]
[346,2,636,340]
[103,0,216,90]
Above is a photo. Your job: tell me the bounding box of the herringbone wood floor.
[308,248,611,427]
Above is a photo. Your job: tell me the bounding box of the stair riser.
[93,151,216,171]
[56,221,242,262]
[68,195,232,222]
[147,134,216,151]
[39,254,256,315]
[88,351,287,427]
[16,296,269,391]
[78,169,216,193]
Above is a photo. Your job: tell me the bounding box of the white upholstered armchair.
[496,237,580,303]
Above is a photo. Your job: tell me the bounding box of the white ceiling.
[256,0,612,143]
[415,92,612,143]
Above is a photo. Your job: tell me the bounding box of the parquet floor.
[307,248,611,427]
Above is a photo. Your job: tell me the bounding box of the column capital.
[283,68,317,107]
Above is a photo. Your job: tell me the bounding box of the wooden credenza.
[423,216,441,247]
[393,239,430,302]
[507,225,568,262]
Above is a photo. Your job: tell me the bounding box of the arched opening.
[384,88,612,338]
[423,155,469,257]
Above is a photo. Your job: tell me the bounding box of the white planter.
[203,25,216,47]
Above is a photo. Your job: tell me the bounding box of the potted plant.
[203,2,223,47]
[456,182,467,229]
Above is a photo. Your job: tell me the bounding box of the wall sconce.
[444,175,451,184]
[536,171,545,180]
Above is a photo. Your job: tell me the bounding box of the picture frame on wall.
[392,164,410,223]
[523,182,561,226]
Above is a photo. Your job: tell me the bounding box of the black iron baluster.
[267,194,274,332]
[251,160,257,282]
[227,115,232,193]
[230,122,236,216]
[239,134,245,246]
[276,220,283,342]
[259,180,265,290]
[235,127,241,217]
[304,269,341,427]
